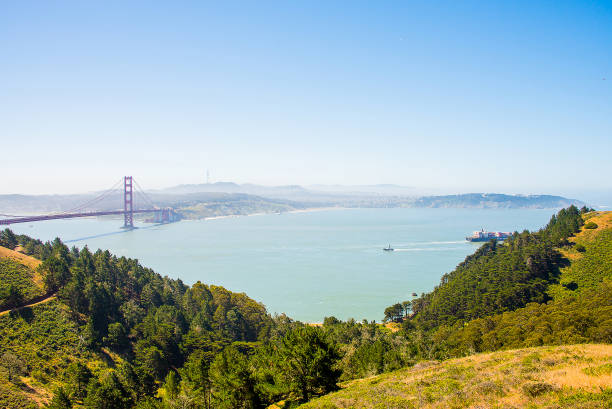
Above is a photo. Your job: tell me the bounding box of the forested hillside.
[425,210,612,358]
[0,230,280,408]
[0,206,611,408]
[376,207,612,360]
[409,205,588,328]
[0,230,394,408]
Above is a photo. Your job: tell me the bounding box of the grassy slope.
[0,247,46,309]
[300,344,612,409]
[0,259,45,308]
[0,250,115,409]
[0,299,116,408]
[0,246,42,271]
[0,301,80,407]
[549,211,612,299]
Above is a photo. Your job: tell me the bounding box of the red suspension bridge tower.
[123,176,134,228]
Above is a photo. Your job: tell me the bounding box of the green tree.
[104,322,128,350]
[41,257,71,293]
[276,326,341,402]
[179,349,215,408]
[47,387,72,409]
[401,300,412,318]
[1,284,24,308]
[135,343,167,381]
[209,346,259,409]
[383,303,404,322]
[65,361,92,401]
[163,370,180,401]
[0,228,18,249]
[117,362,157,401]
[84,371,133,409]
[1,352,25,382]
[323,316,341,326]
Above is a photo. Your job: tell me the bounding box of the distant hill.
[154,182,310,197]
[412,193,585,209]
[153,184,586,209]
[0,186,589,222]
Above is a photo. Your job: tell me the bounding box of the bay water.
[9,208,554,322]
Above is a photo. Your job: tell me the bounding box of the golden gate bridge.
[0,176,178,228]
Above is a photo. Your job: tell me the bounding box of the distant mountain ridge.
[412,193,585,209]
[152,183,586,208]
[154,182,310,198]
[0,183,587,216]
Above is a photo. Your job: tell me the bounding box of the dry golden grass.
[300,344,612,409]
[383,322,401,333]
[560,211,612,261]
[307,323,401,333]
[0,245,45,288]
[0,245,41,269]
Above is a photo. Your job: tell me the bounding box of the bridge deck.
[0,209,157,225]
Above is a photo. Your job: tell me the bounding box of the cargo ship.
[466,229,511,242]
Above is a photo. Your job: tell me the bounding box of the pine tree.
[47,387,72,409]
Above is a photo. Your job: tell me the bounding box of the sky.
[0,1,611,198]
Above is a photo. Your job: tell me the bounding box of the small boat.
[383,244,394,251]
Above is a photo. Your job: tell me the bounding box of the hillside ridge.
[299,344,612,409]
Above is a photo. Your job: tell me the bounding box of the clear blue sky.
[1,1,610,197]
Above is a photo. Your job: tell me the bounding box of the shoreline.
[200,206,346,221]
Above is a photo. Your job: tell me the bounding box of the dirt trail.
[0,293,57,316]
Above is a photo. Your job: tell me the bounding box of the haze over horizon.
[2,178,609,209]
[1,1,610,196]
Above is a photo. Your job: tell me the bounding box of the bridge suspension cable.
[53,178,124,215]
[133,179,158,210]
[0,179,123,220]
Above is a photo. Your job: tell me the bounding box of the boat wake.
[415,240,466,245]
[392,246,464,252]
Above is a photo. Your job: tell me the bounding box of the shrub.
[585,222,598,229]
[475,380,504,396]
[522,382,555,397]
[575,244,586,253]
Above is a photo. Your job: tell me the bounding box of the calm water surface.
[9,208,554,322]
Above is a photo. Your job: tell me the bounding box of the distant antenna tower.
[206,169,210,184]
